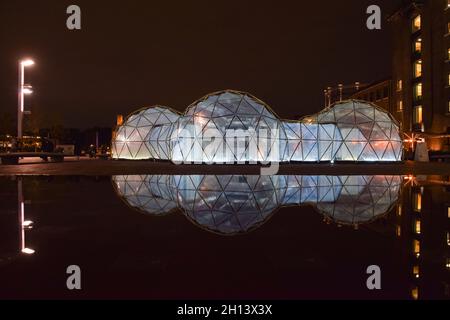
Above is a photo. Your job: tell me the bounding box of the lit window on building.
[448,73,450,86]
[413,265,420,278]
[413,106,423,127]
[414,83,423,100]
[448,207,450,218]
[411,287,419,300]
[413,239,421,257]
[415,219,421,234]
[413,60,422,78]
[396,80,403,91]
[447,232,450,246]
[448,0,450,8]
[396,225,401,237]
[448,22,450,34]
[414,38,422,53]
[397,100,403,112]
[448,48,450,60]
[412,15,421,32]
[447,258,450,269]
[413,190,422,212]
[116,114,123,126]
[397,203,402,216]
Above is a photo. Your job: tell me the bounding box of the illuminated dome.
[111,90,403,163]
[314,101,402,161]
[112,106,180,160]
[171,90,282,163]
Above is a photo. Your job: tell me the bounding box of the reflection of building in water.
[112,175,402,235]
[378,176,450,300]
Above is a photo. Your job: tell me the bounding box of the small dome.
[112,106,180,160]
[314,100,403,161]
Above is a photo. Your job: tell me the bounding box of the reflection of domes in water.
[112,174,402,235]
[112,175,177,215]
[174,175,284,235]
[313,175,402,225]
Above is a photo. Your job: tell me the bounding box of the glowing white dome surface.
[111,90,403,162]
[112,106,180,160]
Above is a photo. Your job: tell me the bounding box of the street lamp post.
[18,59,34,139]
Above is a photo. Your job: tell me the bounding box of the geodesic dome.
[279,121,343,162]
[313,101,403,161]
[171,90,282,163]
[112,106,180,160]
[111,91,403,163]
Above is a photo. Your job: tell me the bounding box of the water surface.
[0,174,449,299]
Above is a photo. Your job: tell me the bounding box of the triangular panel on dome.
[360,143,378,161]
[237,99,260,115]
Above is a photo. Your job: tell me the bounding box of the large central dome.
[171,90,282,163]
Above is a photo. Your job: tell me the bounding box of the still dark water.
[0,174,449,299]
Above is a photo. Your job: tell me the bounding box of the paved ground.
[0,156,449,175]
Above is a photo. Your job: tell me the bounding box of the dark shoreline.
[1,158,449,176]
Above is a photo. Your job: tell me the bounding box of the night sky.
[0,0,400,130]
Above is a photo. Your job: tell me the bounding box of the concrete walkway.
[0,157,449,175]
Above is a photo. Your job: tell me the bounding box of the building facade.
[350,79,394,118]
[389,0,450,151]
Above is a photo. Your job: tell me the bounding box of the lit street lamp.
[18,59,35,139]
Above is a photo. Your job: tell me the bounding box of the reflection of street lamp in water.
[18,178,35,255]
